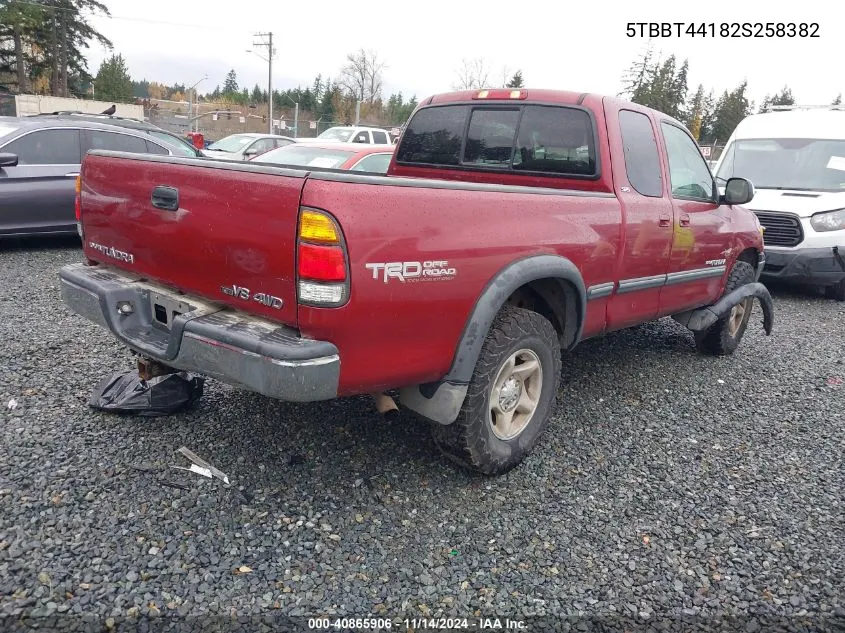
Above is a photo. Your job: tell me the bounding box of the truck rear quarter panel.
[299,177,622,395]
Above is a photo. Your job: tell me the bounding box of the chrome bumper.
[58,263,339,402]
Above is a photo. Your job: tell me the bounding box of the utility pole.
[253,32,275,134]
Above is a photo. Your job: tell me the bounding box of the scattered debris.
[171,464,212,479]
[177,447,229,485]
[89,370,204,417]
[7,398,18,410]
[233,565,253,575]
[717,379,725,384]
[289,453,307,466]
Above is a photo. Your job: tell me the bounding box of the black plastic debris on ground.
[89,370,204,417]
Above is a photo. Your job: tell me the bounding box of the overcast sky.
[84,0,839,108]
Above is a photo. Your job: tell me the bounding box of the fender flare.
[400,254,587,425]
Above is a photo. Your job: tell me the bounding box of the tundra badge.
[221,284,283,309]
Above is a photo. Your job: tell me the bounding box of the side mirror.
[722,177,755,206]
[0,153,19,167]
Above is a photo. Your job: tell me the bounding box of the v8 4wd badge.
[221,284,283,309]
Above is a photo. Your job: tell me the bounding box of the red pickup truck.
[59,88,773,475]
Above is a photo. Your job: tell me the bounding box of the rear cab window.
[396,103,598,179]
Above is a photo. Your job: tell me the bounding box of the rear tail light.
[297,207,348,306]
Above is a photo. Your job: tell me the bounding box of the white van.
[713,105,845,300]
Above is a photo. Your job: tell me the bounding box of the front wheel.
[694,261,756,356]
[431,305,561,475]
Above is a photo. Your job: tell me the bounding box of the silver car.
[203,133,296,161]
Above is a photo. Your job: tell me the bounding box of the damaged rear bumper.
[58,263,339,402]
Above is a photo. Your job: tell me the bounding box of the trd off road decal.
[365,260,457,283]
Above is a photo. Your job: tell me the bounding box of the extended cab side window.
[372,130,388,144]
[618,109,663,197]
[513,106,596,176]
[661,123,715,201]
[396,105,467,166]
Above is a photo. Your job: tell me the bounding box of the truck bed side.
[298,171,621,394]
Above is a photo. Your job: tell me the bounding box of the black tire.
[431,305,561,475]
[694,261,756,356]
[825,279,845,302]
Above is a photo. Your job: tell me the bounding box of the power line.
[7,0,253,33]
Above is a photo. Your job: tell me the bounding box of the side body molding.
[400,255,587,425]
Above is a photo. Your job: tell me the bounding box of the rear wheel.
[694,261,756,356]
[431,305,561,475]
[825,279,845,302]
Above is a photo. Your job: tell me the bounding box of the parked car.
[298,126,392,145]
[0,115,200,238]
[250,142,395,174]
[31,111,203,158]
[59,88,772,475]
[203,133,295,161]
[713,105,845,300]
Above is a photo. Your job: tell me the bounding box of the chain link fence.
[142,99,395,142]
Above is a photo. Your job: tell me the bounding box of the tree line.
[621,44,842,144]
[0,0,110,97]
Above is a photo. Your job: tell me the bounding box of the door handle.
[659,214,671,227]
[150,185,179,211]
[679,214,691,227]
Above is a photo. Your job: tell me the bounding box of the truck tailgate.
[79,152,305,327]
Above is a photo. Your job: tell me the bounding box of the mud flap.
[673,282,774,335]
[90,370,205,417]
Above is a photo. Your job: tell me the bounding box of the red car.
[250,142,395,174]
[60,88,773,474]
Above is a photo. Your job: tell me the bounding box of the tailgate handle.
[151,186,179,211]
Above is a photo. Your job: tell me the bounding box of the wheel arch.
[399,254,586,425]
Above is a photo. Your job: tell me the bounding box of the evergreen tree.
[222,69,238,94]
[0,0,111,97]
[506,70,524,88]
[710,80,750,143]
[312,74,323,102]
[833,94,842,106]
[93,53,132,103]
[685,84,706,140]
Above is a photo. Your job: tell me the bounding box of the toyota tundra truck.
[58,89,773,475]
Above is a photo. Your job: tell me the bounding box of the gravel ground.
[1,238,843,632]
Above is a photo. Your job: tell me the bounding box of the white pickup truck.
[298,126,392,145]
